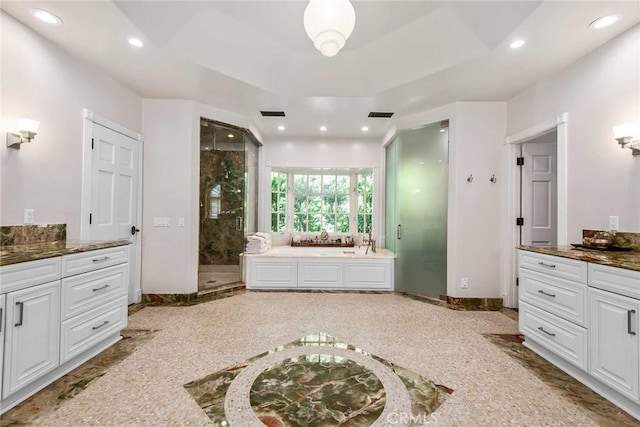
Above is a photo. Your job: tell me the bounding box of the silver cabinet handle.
[537,326,555,337]
[628,310,636,336]
[538,289,556,298]
[92,284,110,292]
[92,320,110,331]
[15,301,24,327]
[92,256,110,263]
[397,224,402,240]
[538,261,556,268]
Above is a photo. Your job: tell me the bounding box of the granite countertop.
[518,245,640,272]
[0,240,131,267]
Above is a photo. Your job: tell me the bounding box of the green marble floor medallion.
[250,355,385,426]
[184,333,451,426]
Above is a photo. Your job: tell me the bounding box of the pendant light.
[303,0,356,57]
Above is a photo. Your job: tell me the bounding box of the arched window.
[210,184,221,219]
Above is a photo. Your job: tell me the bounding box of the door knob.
[131,226,140,235]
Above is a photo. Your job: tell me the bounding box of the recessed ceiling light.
[361,126,369,132]
[278,125,285,131]
[227,133,234,138]
[589,14,621,29]
[320,126,327,132]
[510,39,525,49]
[439,129,445,133]
[128,38,144,48]
[32,9,62,25]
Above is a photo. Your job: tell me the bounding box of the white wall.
[508,24,640,242]
[260,137,383,236]
[0,11,142,238]
[396,102,507,298]
[141,99,250,294]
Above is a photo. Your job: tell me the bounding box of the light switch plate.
[153,217,171,227]
[178,217,185,227]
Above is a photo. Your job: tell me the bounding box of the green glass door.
[388,121,448,297]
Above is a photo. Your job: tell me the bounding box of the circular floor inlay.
[250,354,385,426]
[224,346,411,427]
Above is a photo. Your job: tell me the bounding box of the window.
[209,184,221,219]
[270,170,373,234]
[270,172,287,232]
[357,172,373,233]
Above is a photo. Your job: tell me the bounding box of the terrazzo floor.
[2,292,636,425]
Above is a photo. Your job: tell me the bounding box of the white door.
[521,133,557,246]
[90,123,140,304]
[3,281,60,398]
[589,288,640,401]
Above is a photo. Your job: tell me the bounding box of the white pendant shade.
[304,0,356,57]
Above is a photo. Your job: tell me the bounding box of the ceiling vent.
[368,112,394,118]
[260,111,286,117]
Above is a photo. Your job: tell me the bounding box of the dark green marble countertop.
[0,240,131,267]
[518,245,640,272]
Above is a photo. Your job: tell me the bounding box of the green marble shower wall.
[199,125,246,266]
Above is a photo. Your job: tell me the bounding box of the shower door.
[386,121,448,297]
[199,121,246,290]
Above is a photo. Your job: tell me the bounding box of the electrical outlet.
[24,209,34,224]
[609,216,619,231]
[461,277,469,289]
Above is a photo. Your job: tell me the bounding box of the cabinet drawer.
[589,263,640,300]
[519,269,586,326]
[345,262,392,289]
[62,246,129,277]
[61,264,128,320]
[60,295,127,363]
[247,259,297,289]
[518,250,587,284]
[0,257,61,294]
[520,301,588,371]
[298,260,343,289]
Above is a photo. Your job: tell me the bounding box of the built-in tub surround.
[246,246,395,291]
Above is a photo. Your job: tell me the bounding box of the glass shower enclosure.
[199,119,258,291]
[385,121,449,298]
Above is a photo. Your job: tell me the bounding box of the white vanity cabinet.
[0,294,5,397]
[3,281,60,398]
[518,249,640,421]
[0,244,129,414]
[589,287,639,400]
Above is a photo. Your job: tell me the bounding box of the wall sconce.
[613,123,640,156]
[6,118,40,149]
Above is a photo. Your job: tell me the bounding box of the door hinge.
[516,217,524,226]
[89,213,92,225]
[91,138,94,149]
[516,277,519,287]
[516,157,524,166]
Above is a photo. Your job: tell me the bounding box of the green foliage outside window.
[270,172,287,232]
[357,172,373,233]
[271,170,373,234]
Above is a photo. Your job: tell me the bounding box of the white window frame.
[269,169,374,235]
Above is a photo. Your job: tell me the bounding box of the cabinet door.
[3,281,60,399]
[0,294,5,398]
[589,288,640,401]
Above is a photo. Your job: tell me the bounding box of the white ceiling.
[2,1,639,141]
